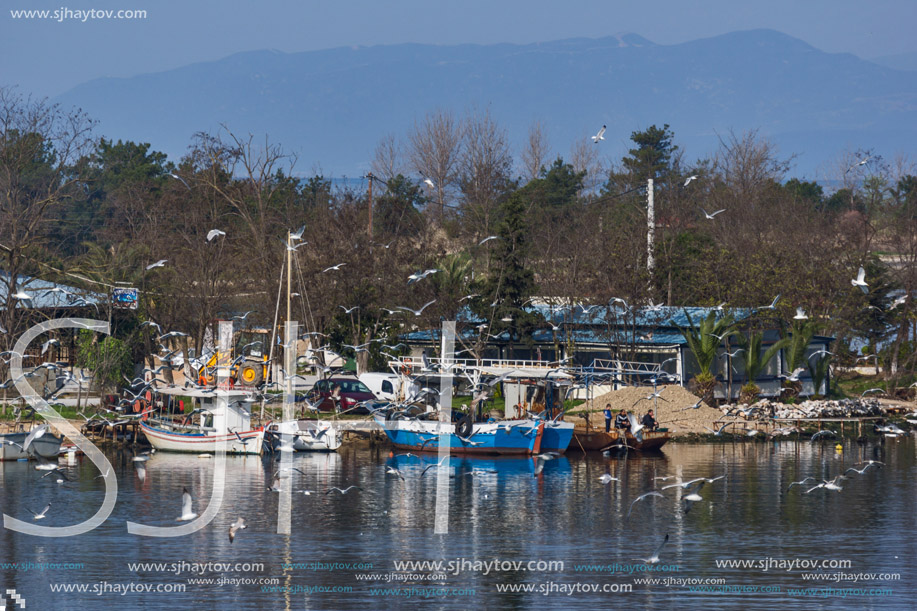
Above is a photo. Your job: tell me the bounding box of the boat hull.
[0,432,63,460]
[375,417,574,455]
[140,421,263,455]
[267,420,343,452]
[573,427,671,452]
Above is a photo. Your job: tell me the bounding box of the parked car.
[308,377,376,413]
[358,372,402,402]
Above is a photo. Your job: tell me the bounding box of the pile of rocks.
[723,398,885,420]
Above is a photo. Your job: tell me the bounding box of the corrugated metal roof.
[0,272,106,310]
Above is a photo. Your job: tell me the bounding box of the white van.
[358,372,402,402]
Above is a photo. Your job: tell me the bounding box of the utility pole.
[366,172,374,237]
[286,230,292,326]
[647,178,655,275]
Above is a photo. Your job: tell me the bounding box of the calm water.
[1,437,915,610]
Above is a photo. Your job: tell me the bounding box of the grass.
[833,370,916,400]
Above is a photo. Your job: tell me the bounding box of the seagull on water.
[851,267,869,293]
[591,125,606,143]
[176,488,199,521]
[206,229,226,242]
[228,517,246,543]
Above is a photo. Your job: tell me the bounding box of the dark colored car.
[308,378,376,413]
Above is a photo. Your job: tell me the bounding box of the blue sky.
[2,0,916,97]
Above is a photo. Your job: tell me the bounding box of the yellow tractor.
[193,331,271,388]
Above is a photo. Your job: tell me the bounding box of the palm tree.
[678,309,737,402]
[781,320,820,398]
[808,354,833,398]
[735,332,789,403]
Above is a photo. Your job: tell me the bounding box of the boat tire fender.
[455,415,473,438]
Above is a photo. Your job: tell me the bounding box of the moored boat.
[140,387,264,455]
[0,428,63,460]
[572,425,671,452]
[374,414,574,455]
[265,419,343,452]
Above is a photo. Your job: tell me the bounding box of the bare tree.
[569,138,605,196]
[519,120,551,183]
[370,132,403,183]
[457,108,514,237]
[407,109,463,221]
[0,87,95,348]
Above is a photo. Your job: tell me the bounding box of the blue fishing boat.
[373,415,574,455]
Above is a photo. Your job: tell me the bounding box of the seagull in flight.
[322,263,346,273]
[701,208,726,220]
[206,229,226,242]
[626,491,665,519]
[326,486,362,495]
[846,155,871,173]
[385,466,406,482]
[169,172,191,189]
[787,476,818,491]
[29,503,51,520]
[635,533,669,564]
[533,452,560,476]
[228,517,246,543]
[175,488,199,521]
[859,388,883,399]
[146,259,167,270]
[289,225,306,242]
[398,300,436,317]
[591,125,606,143]
[794,307,808,320]
[763,294,780,310]
[339,305,360,314]
[851,267,869,293]
[682,398,704,411]
[683,175,698,187]
[598,474,619,485]
[423,178,435,189]
[479,235,499,245]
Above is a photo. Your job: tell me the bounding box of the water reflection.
[0,438,914,609]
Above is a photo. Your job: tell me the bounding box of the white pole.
[647,178,655,274]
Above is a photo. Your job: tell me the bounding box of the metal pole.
[367,172,374,237]
[647,178,655,275]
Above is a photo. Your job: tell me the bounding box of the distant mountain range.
[53,29,917,179]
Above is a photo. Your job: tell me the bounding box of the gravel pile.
[726,398,886,420]
[568,385,721,436]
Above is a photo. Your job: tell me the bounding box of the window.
[381,380,393,394]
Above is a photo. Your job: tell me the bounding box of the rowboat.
[0,428,63,460]
[572,426,671,452]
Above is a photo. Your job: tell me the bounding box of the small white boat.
[140,388,264,455]
[266,419,343,452]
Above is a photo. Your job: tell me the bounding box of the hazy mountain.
[54,29,917,179]
[869,51,917,72]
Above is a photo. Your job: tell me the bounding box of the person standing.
[604,404,613,433]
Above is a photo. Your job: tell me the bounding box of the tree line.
[0,87,915,391]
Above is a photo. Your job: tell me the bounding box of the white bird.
[701,208,726,220]
[889,294,908,310]
[326,486,361,495]
[228,517,246,543]
[176,488,198,521]
[206,229,226,242]
[423,178,435,189]
[591,125,606,143]
[339,305,360,314]
[398,300,436,317]
[322,263,346,273]
[682,398,704,411]
[29,503,51,520]
[846,156,870,173]
[683,175,698,187]
[764,294,780,310]
[11,290,32,301]
[794,307,808,320]
[533,452,560,476]
[479,235,499,245]
[289,225,306,242]
[598,474,619,485]
[22,424,49,453]
[385,466,405,482]
[626,491,664,519]
[635,533,669,564]
[859,388,883,399]
[851,267,868,293]
[135,463,146,482]
[787,476,818,491]
[146,260,167,270]
[810,430,836,442]
[169,172,191,189]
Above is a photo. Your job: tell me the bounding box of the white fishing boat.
[139,387,264,455]
[265,419,343,452]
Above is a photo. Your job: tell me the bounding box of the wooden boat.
[140,387,264,455]
[572,424,671,452]
[0,428,63,460]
